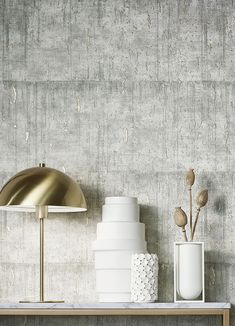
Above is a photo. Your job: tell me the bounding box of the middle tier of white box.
[93,197,147,302]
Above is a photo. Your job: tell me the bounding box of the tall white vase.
[174,242,204,302]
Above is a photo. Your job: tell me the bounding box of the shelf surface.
[0,302,230,316]
[0,302,230,309]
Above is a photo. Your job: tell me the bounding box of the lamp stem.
[36,205,48,302]
[40,217,44,302]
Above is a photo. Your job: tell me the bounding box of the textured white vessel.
[131,253,158,303]
[93,197,147,302]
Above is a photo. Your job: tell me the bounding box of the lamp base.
[19,300,64,303]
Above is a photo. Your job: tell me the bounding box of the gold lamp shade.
[0,164,87,212]
[0,163,87,303]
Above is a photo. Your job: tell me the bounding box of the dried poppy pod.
[186,168,195,240]
[186,169,195,189]
[174,207,187,227]
[174,207,188,242]
[196,189,208,208]
[192,189,209,240]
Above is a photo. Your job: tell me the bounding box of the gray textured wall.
[0,0,234,325]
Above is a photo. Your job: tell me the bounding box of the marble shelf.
[0,302,231,326]
[0,302,230,310]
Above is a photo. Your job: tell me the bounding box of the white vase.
[131,253,158,303]
[174,242,205,302]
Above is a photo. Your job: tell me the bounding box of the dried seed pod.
[196,189,208,208]
[174,207,188,227]
[186,169,195,188]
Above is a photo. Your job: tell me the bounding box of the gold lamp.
[0,163,87,303]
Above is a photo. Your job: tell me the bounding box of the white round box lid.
[105,197,137,205]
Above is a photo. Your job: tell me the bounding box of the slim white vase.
[174,242,204,302]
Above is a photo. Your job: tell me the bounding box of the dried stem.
[189,188,192,240]
[182,226,188,242]
[192,208,200,240]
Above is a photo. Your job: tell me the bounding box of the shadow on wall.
[139,204,160,254]
[204,250,235,323]
[47,183,103,224]
[139,204,173,302]
[81,183,104,215]
[213,196,227,215]
[202,174,227,215]
[205,250,233,300]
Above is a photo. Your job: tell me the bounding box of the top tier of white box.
[93,197,147,302]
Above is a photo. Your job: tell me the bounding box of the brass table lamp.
[0,163,87,303]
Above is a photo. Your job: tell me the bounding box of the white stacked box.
[93,197,147,302]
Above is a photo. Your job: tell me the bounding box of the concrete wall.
[0,0,234,325]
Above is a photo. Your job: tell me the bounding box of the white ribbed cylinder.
[131,253,158,303]
[93,196,147,302]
